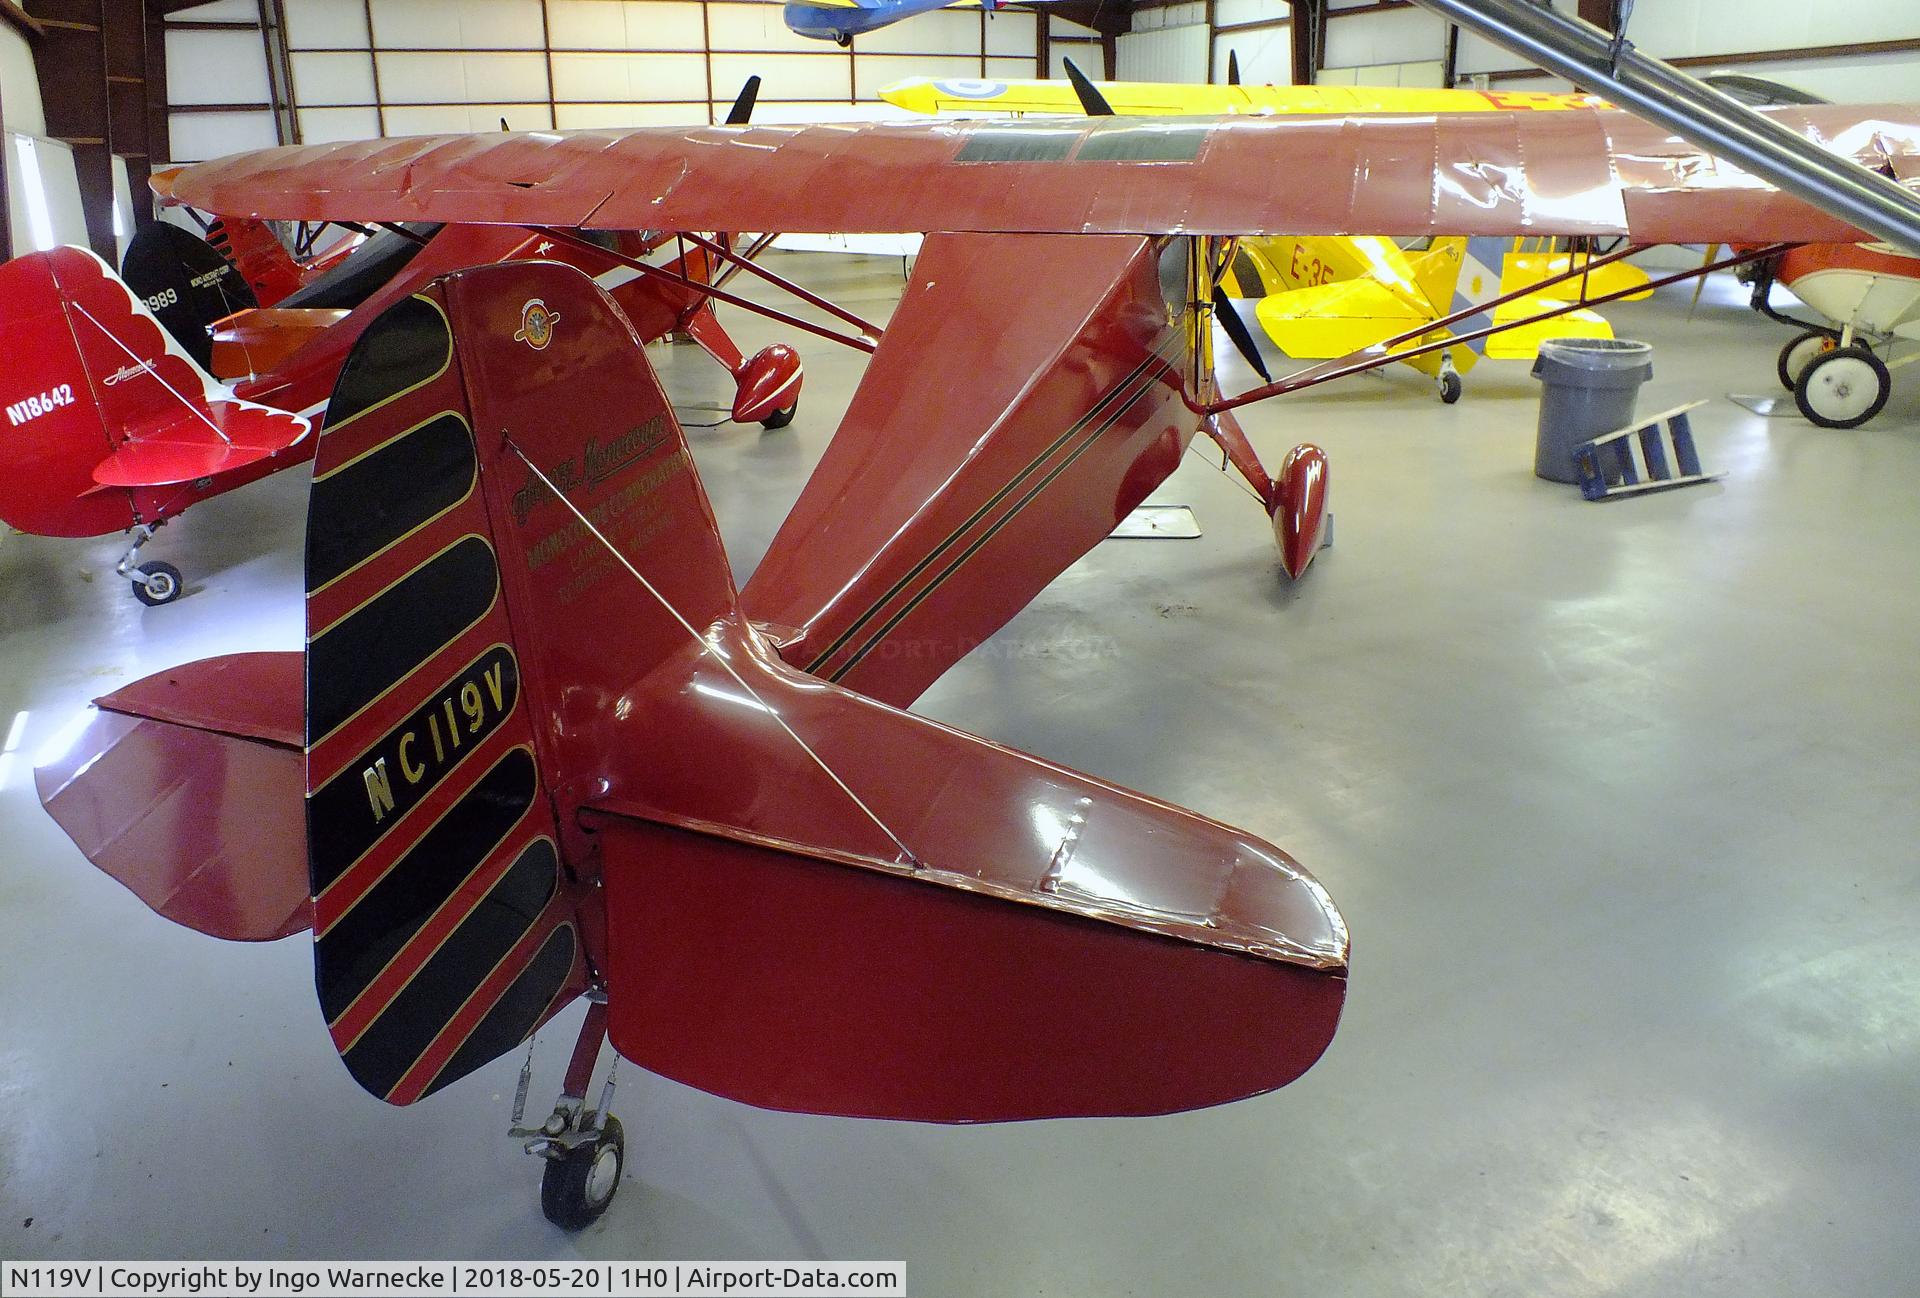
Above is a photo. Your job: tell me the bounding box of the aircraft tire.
[1794,346,1890,430]
[541,1115,624,1231]
[1776,329,1835,392]
[1438,371,1463,404]
[761,399,799,430]
[132,561,184,606]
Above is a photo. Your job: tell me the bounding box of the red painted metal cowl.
[1272,443,1329,579]
[731,343,803,423]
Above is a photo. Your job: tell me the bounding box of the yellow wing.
[1253,278,1431,359]
[879,76,1607,118]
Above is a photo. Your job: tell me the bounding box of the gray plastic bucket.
[1531,338,1654,484]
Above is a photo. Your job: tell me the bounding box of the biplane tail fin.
[0,246,308,539]
[300,259,734,1105]
[119,221,259,368]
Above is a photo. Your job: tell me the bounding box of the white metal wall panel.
[6,134,87,253]
[376,52,550,103]
[185,0,261,20]
[372,0,546,50]
[1215,0,1282,28]
[1,23,44,136]
[1711,52,1920,103]
[297,106,384,144]
[985,11,1036,57]
[292,51,379,106]
[556,101,712,127]
[547,1,706,50]
[985,56,1039,80]
[855,55,984,99]
[1049,18,1100,39]
[1213,27,1290,86]
[285,0,371,49]
[858,9,981,55]
[1116,25,1208,84]
[111,155,134,261]
[1625,0,1916,59]
[169,111,279,163]
[165,30,272,106]
[706,3,826,55]
[1132,3,1206,32]
[552,52,711,103]
[384,102,555,134]
[1323,8,1445,71]
[709,52,849,100]
[1049,45,1097,79]
[745,101,919,124]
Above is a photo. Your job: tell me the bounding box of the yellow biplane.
[880,73,1653,401]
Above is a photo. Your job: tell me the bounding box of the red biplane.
[0,218,804,604]
[31,103,1920,1229]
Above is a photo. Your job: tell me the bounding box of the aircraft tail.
[305,260,1347,1117]
[0,246,308,539]
[119,221,259,368]
[1415,235,1512,356]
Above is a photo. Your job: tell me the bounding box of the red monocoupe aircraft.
[0,222,804,604]
[32,104,1920,1229]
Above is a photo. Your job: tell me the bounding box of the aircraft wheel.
[834,32,852,47]
[760,399,798,430]
[1438,371,1463,404]
[1776,329,1835,391]
[541,1115,623,1232]
[131,561,183,606]
[1794,346,1891,429]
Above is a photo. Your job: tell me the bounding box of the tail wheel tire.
[1794,346,1891,429]
[760,400,798,430]
[1776,329,1836,391]
[131,560,183,606]
[1438,371,1463,404]
[540,1115,624,1232]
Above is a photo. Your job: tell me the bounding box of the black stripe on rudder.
[423,924,578,1099]
[317,747,538,1022]
[308,645,521,895]
[307,413,477,591]
[323,295,452,430]
[337,838,559,1098]
[308,535,499,742]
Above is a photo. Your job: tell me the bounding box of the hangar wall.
[161,0,1048,164]
[1116,0,1920,97]
[3,9,90,256]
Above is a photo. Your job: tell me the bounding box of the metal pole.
[1408,0,1920,255]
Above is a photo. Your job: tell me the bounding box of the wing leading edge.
[170,106,1920,246]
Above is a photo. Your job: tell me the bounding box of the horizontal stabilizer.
[35,653,311,941]
[91,401,310,487]
[1255,278,1426,358]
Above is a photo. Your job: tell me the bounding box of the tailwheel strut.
[511,997,624,1231]
[114,523,184,606]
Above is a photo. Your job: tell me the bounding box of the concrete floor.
[2,256,1916,1293]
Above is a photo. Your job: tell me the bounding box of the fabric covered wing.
[170,106,1920,244]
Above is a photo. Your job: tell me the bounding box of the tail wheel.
[1794,345,1891,429]
[1776,329,1836,391]
[761,399,798,430]
[1438,370,1463,404]
[540,1115,624,1232]
[131,561,183,606]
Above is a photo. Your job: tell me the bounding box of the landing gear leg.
[512,998,624,1231]
[1437,351,1463,404]
[114,524,183,606]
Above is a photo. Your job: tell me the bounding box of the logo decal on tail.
[513,298,560,350]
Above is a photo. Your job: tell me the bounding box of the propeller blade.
[1228,50,1241,86]
[499,116,510,131]
[726,75,761,126]
[1063,58,1114,117]
[1213,285,1272,383]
